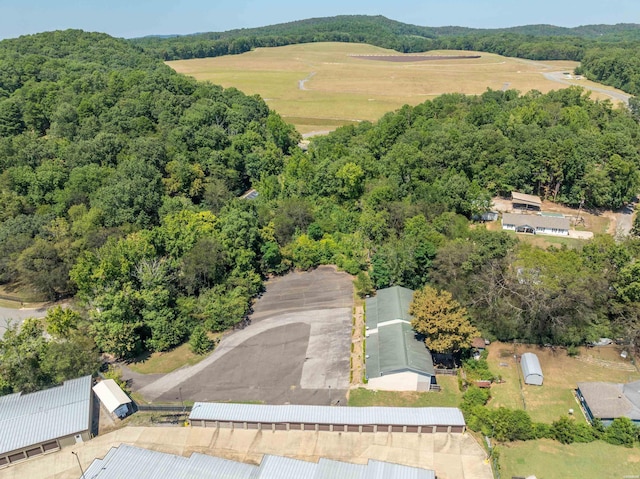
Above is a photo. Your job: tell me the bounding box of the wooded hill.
[1,29,640,394]
[131,15,640,96]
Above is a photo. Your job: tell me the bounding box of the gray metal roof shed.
[520,352,544,386]
[365,286,434,379]
[0,375,92,457]
[511,192,542,209]
[82,444,436,479]
[189,402,466,427]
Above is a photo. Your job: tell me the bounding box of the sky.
[0,0,639,40]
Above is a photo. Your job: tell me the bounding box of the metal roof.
[365,286,414,329]
[0,375,92,455]
[511,191,542,207]
[365,287,434,379]
[83,444,259,479]
[189,403,465,427]
[520,353,543,380]
[578,381,640,421]
[502,212,570,231]
[82,445,437,479]
[92,379,131,414]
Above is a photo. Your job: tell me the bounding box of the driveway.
[133,266,354,405]
[0,305,49,338]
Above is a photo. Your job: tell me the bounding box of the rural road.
[542,71,631,106]
[0,305,49,338]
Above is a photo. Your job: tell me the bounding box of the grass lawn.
[348,375,462,407]
[0,283,49,304]
[486,342,640,423]
[499,439,640,479]
[127,333,223,374]
[168,42,627,135]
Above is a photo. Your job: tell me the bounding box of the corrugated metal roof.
[82,445,436,479]
[314,458,366,479]
[84,444,259,479]
[520,352,543,379]
[366,287,434,379]
[0,375,92,455]
[364,460,436,479]
[258,455,317,479]
[502,212,570,231]
[93,379,131,414]
[189,403,465,427]
[511,191,542,207]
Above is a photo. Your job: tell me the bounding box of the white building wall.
[368,372,420,391]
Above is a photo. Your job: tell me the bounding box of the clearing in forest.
[168,42,629,134]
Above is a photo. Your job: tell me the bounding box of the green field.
[168,42,627,134]
[499,439,640,479]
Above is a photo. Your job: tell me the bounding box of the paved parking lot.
[138,266,354,405]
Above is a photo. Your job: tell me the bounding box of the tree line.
[2,29,640,395]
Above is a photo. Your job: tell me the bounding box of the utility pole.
[72,451,86,479]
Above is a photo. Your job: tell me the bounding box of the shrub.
[604,417,638,447]
[189,326,214,355]
[461,386,491,411]
[354,271,374,298]
[551,416,577,444]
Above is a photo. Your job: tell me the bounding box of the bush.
[354,271,374,298]
[189,326,214,355]
[463,358,494,381]
[604,417,638,447]
[551,416,578,444]
[566,345,580,357]
[461,386,491,411]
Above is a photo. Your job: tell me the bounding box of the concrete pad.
[6,426,492,479]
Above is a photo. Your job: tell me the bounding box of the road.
[542,71,631,106]
[0,305,49,338]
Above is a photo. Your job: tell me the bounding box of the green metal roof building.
[365,286,435,391]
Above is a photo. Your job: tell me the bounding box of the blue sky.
[1,0,638,40]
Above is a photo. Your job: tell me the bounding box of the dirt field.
[4,426,493,479]
[132,266,354,405]
[168,42,629,134]
[486,342,640,423]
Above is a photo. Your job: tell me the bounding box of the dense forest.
[1,29,640,394]
[131,15,640,96]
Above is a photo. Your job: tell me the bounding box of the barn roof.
[189,403,465,427]
[502,213,570,231]
[365,287,434,378]
[93,379,131,414]
[0,375,92,456]
[511,191,542,208]
[83,444,436,479]
[578,380,640,421]
[520,352,543,379]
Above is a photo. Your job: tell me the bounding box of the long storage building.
[189,402,466,433]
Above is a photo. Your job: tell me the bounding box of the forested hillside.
[131,15,640,96]
[2,29,640,395]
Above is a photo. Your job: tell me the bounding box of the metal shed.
[520,352,544,386]
[511,191,542,210]
[93,379,132,418]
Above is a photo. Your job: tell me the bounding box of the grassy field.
[168,42,628,134]
[486,342,640,423]
[127,332,223,374]
[499,439,640,479]
[348,375,462,407]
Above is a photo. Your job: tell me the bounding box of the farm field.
[486,342,640,423]
[499,439,640,479]
[168,42,629,134]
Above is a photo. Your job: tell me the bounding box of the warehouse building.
[365,286,436,391]
[82,444,437,479]
[0,375,93,468]
[189,402,466,434]
[520,352,544,386]
[577,380,640,426]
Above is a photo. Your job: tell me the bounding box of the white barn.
[521,352,544,386]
